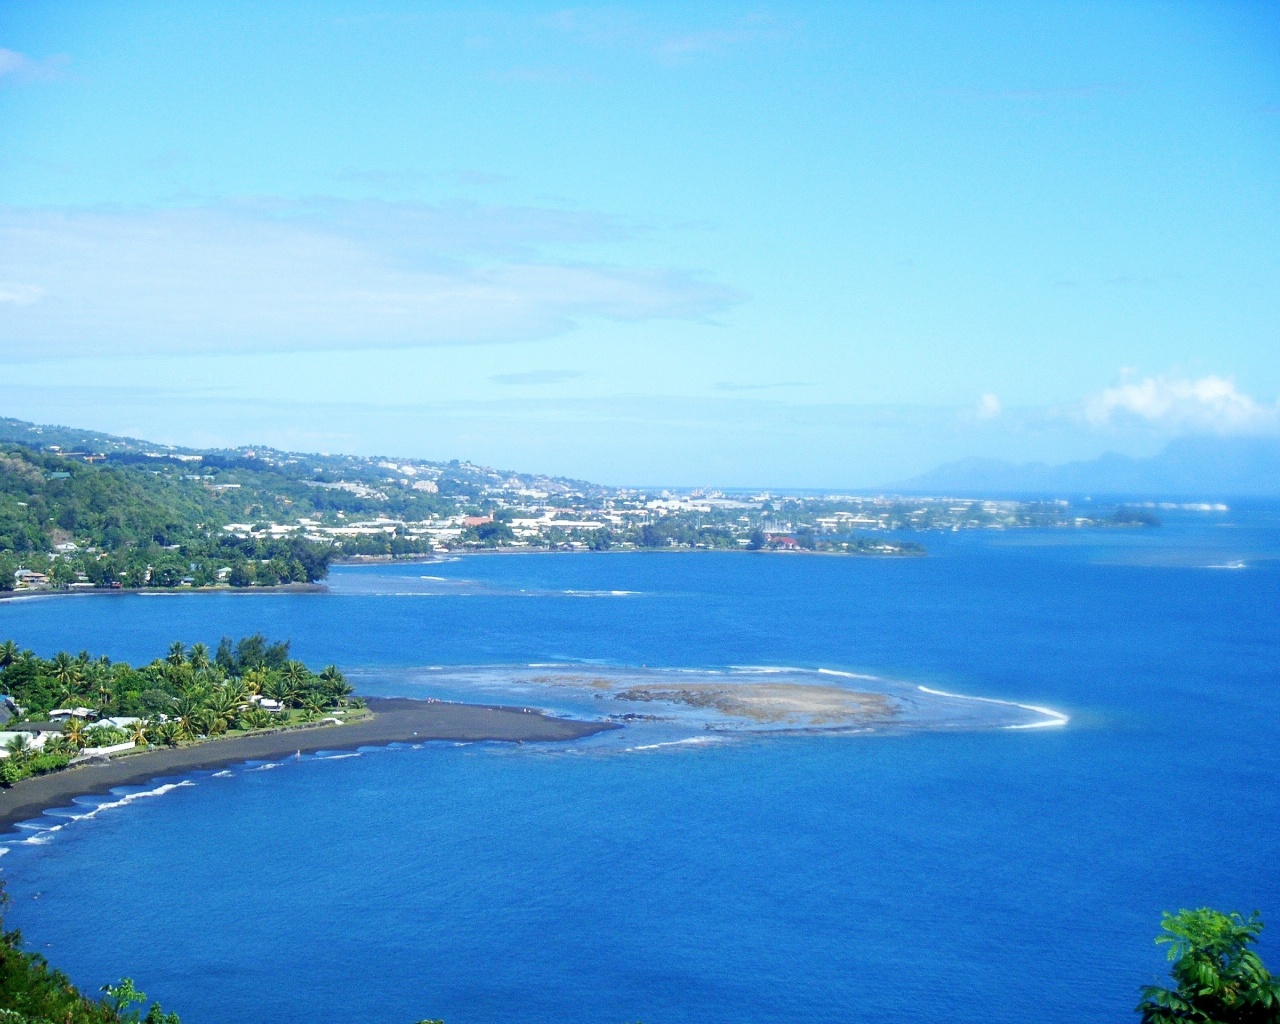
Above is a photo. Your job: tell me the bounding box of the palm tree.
[197,708,227,736]
[173,694,204,739]
[221,677,248,705]
[263,676,298,708]
[188,642,211,671]
[242,666,267,696]
[50,651,81,692]
[129,719,151,746]
[301,697,327,722]
[154,721,182,747]
[242,707,271,731]
[0,640,17,667]
[166,641,187,667]
[282,661,310,687]
[63,717,88,749]
[3,733,32,759]
[320,665,353,701]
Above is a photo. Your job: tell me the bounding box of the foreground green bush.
[1139,908,1280,1023]
[0,889,179,1023]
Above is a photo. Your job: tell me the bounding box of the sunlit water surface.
[2,507,1278,1024]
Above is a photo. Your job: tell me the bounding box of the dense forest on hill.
[0,414,613,590]
[0,445,334,589]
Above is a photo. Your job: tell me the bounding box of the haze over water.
[2,509,1279,1024]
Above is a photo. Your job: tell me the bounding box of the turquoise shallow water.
[2,508,1279,1023]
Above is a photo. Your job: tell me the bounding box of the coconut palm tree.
[0,640,17,667]
[188,642,211,671]
[166,641,187,667]
[173,694,204,739]
[154,721,182,747]
[241,666,267,696]
[197,708,227,736]
[63,717,88,749]
[263,676,298,708]
[241,707,271,731]
[320,664,353,697]
[50,651,80,691]
[301,696,327,722]
[3,733,32,759]
[282,660,310,687]
[129,719,151,746]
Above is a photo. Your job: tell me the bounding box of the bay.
[2,507,1278,1024]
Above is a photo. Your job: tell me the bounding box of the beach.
[0,697,614,832]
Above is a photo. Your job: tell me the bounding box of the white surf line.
[10,781,197,844]
[628,736,725,752]
[817,667,881,682]
[916,685,1069,729]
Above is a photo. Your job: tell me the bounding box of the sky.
[0,2,1278,487]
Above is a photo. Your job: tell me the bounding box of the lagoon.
[2,511,1279,1023]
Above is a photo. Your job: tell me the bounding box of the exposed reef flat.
[613,682,897,725]
[0,697,614,833]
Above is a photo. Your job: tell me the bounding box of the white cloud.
[1084,374,1278,434]
[0,281,44,305]
[0,48,66,83]
[0,200,739,359]
[975,392,1001,420]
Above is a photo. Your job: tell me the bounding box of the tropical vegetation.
[1,884,180,1023]
[1139,908,1280,1023]
[0,636,357,786]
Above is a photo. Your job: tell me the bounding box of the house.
[13,569,50,587]
[0,731,48,757]
[87,716,142,731]
[250,695,284,711]
[463,515,493,527]
[49,707,97,721]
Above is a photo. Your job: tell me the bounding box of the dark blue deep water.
[2,510,1279,1024]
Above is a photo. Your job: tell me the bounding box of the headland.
[0,696,614,833]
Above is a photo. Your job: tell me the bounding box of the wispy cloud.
[0,200,740,359]
[0,48,67,84]
[490,370,582,386]
[0,281,44,305]
[713,380,812,392]
[974,392,1001,420]
[941,83,1123,103]
[1084,374,1278,434]
[547,9,792,61]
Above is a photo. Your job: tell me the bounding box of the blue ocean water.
[2,507,1279,1024]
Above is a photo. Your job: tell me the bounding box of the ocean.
[2,506,1278,1024]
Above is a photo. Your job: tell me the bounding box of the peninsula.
[0,696,611,833]
[0,635,614,831]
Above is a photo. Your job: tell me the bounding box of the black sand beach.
[0,697,615,832]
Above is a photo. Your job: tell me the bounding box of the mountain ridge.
[891,435,1280,498]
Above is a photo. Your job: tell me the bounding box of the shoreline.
[0,545,922,603]
[0,582,326,602]
[0,697,616,834]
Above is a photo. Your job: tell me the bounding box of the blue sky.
[1,2,1277,486]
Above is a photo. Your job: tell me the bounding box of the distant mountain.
[893,435,1280,498]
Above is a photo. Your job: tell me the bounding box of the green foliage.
[0,444,334,590]
[1138,909,1280,1023]
[0,636,353,784]
[0,885,180,1022]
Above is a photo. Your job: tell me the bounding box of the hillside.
[0,415,597,591]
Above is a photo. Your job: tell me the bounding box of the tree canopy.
[1138,909,1280,1023]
